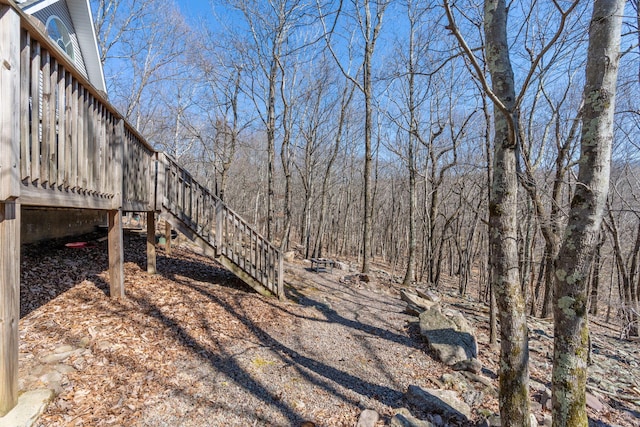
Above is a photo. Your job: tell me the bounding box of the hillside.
[15,231,640,426]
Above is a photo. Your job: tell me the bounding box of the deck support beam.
[147,212,156,274]
[0,202,20,417]
[108,210,124,298]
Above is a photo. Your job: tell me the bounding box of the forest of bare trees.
[92,0,639,424]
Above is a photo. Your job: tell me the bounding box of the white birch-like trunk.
[552,1,625,425]
[484,1,531,425]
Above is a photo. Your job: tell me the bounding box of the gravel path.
[18,231,452,427]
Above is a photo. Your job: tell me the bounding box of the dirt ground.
[15,230,640,426]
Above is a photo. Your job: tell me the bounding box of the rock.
[529,379,549,393]
[406,385,471,421]
[542,414,552,427]
[486,414,501,427]
[53,344,74,354]
[53,364,76,374]
[405,304,424,316]
[586,392,605,412]
[416,288,441,302]
[40,349,78,364]
[452,358,482,374]
[461,389,484,407]
[0,389,54,427]
[418,306,478,365]
[530,400,543,412]
[440,373,468,392]
[283,251,296,262]
[539,387,552,409]
[356,409,379,427]
[530,414,539,427]
[401,289,438,311]
[460,371,495,389]
[390,408,434,427]
[334,261,349,270]
[39,371,62,384]
[484,413,537,427]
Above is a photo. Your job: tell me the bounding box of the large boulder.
[406,385,471,421]
[401,290,438,312]
[416,288,441,303]
[390,408,434,427]
[418,306,478,365]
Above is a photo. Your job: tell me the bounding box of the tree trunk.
[266,60,277,241]
[484,1,531,424]
[589,230,605,316]
[552,1,625,425]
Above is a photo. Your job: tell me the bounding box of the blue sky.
[177,1,215,24]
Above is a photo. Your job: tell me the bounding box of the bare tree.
[319,0,389,274]
[552,1,626,425]
[92,0,190,130]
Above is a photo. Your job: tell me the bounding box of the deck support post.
[147,211,156,274]
[164,221,172,256]
[0,4,21,416]
[277,255,284,301]
[0,202,20,416]
[215,201,223,256]
[108,210,125,298]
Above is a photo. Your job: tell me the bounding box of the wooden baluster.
[64,72,72,189]
[98,103,104,193]
[56,64,65,188]
[40,50,51,185]
[70,78,78,190]
[87,95,95,193]
[78,86,86,191]
[47,57,57,187]
[29,41,40,185]
[19,31,30,182]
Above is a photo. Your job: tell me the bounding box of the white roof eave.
[19,0,107,94]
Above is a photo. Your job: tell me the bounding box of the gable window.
[45,16,74,60]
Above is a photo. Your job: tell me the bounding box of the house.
[0,0,282,418]
[16,0,106,93]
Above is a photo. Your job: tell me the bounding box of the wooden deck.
[0,1,283,416]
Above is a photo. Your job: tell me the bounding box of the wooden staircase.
[158,154,284,300]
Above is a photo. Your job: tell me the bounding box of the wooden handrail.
[159,153,283,297]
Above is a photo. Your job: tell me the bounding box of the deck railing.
[2,2,156,211]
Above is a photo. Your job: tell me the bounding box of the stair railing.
[158,153,284,298]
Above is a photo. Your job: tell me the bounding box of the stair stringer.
[160,210,276,298]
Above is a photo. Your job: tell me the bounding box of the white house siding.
[32,1,89,79]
